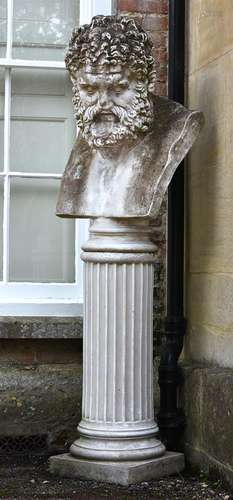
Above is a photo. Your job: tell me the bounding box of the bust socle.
[56,15,204,220]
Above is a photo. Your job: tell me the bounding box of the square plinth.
[49,452,185,486]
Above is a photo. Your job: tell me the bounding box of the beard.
[72,87,154,149]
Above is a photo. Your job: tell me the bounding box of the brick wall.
[117,0,168,96]
[117,0,169,352]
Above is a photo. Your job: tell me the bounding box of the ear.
[70,73,77,86]
[70,73,78,86]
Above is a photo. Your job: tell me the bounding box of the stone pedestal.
[50,218,184,483]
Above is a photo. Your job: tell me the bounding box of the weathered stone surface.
[185,322,233,368]
[53,14,201,482]
[184,1,233,490]
[180,365,203,449]
[185,272,233,367]
[187,59,233,274]
[0,339,83,364]
[185,445,233,489]
[185,14,233,367]
[56,15,203,220]
[187,273,233,329]
[57,96,203,219]
[70,218,166,465]
[0,317,83,339]
[202,368,233,468]
[186,0,233,75]
[181,364,233,486]
[0,364,82,449]
[49,452,184,485]
[52,14,202,482]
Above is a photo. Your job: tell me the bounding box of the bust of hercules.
[56,15,204,219]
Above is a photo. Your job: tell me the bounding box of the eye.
[86,86,97,95]
[80,84,97,95]
[113,84,127,94]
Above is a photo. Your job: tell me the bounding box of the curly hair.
[65,15,156,94]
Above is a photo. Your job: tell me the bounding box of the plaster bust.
[57,15,204,219]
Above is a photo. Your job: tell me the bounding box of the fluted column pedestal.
[72,217,164,461]
[50,218,184,484]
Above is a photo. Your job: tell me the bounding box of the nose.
[98,90,112,110]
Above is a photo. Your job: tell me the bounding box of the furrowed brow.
[115,79,129,85]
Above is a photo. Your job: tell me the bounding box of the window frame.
[0,0,112,316]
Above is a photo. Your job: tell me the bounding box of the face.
[72,64,153,149]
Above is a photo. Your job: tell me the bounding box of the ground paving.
[0,455,232,499]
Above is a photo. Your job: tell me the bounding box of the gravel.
[0,455,232,499]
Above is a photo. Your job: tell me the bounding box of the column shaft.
[70,218,165,461]
[83,261,154,422]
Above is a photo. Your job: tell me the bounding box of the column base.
[49,451,185,486]
[70,420,165,461]
[70,435,165,462]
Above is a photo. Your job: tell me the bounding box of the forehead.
[77,64,132,84]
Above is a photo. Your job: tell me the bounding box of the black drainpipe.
[158,0,186,450]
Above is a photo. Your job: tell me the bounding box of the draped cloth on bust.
[56,97,204,220]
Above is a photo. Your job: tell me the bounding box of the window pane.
[9,178,75,282]
[0,178,3,280]
[0,0,7,58]
[11,68,75,173]
[12,0,79,61]
[0,68,4,172]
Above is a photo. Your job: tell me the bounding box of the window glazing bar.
[0,172,62,179]
[2,0,13,282]
[6,0,13,59]
[0,59,66,70]
[3,69,11,283]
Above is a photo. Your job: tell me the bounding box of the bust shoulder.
[56,98,204,219]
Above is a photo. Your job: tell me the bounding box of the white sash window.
[0,0,111,316]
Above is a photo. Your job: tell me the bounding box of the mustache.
[82,102,135,124]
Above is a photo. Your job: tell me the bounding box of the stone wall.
[183,0,233,485]
[181,364,233,487]
[0,338,83,453]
